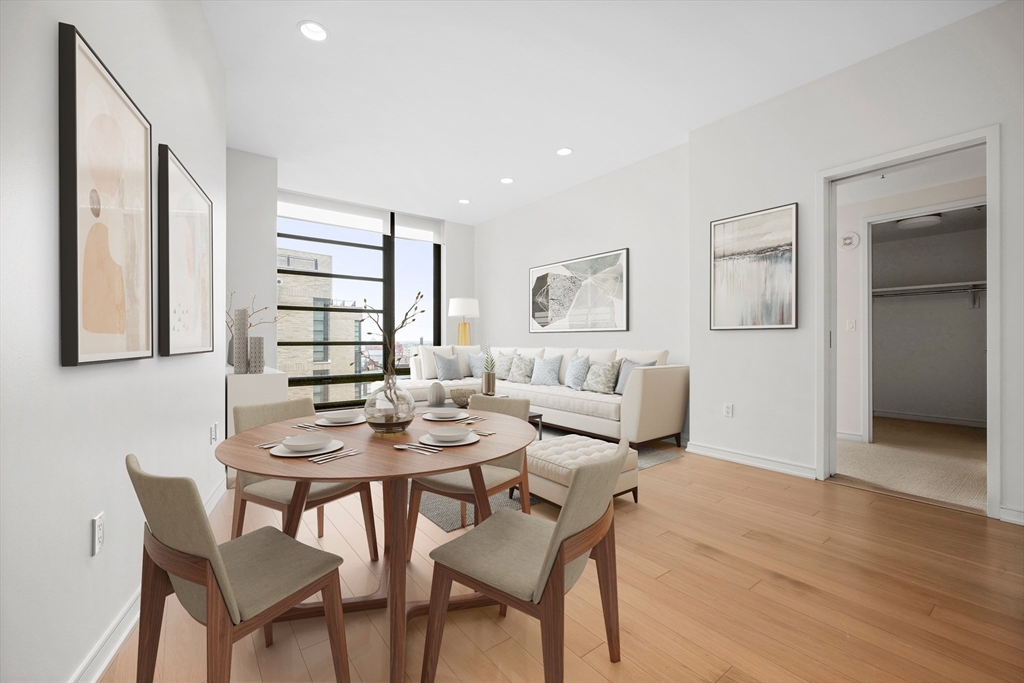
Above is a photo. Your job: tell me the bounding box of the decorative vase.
[481,371,496,396]
[248,337,264,373]
[227,334,234,366]
[233,309,249,374]
[364,374,416,434]
[427,381,446,407]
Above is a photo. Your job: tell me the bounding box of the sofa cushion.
[496,381,622,421]
[614,359,655,395]
[615,349,669,366]
[434,353,463,381]
[418,345,453,379]
[527,435,639,487]
[468,352,485,378]
[516,347,545,358]
[583,359,622,394]
[490,347,517,358]
[389,378,481,402]
[577,348,616,364]
[494,352,515,380]
[508,355,536,383]
[566,355,590,391]
[542,348,578,384]
[453,345,481,377]
[531,355,562,386]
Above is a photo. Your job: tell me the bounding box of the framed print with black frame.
[710,202,797,330]
[59,22,153,366]
[158,144,214,356]
[529,248,629,333]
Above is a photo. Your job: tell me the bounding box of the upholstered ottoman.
[526,434,639,506]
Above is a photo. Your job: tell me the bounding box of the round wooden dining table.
[215,409,537,683]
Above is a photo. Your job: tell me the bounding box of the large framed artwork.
[59,23,152,365]
[710,203,797,330]
[529,248,628,333]
[159,144,213,356]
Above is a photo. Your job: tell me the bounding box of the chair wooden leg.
[407,483,423,561]
[593,521,620,662]
[137,547,170,683]
[205,571,234,683]
[317,505,325,538]
[459,501,467,528]
[539,561,565,683]
[421,566,453,683]
[359,485,379,562]
[264,623,274,647]
[631,487,638,504]
[230,489,247,539]
[518,474,532,515]
[508,486,515,500]
[473,503,482,526]
[499,603,508,617]
[323,572,351,683]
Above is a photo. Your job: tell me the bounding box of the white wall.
[687,0,1023,519]
[0,2,226,681]
[474,145,689,364]
[442,221,476,345]
[835,177,986,435]
[227,148,278,368]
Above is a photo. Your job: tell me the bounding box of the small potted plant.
[482,345,496,396]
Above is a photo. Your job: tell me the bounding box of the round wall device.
[839,232,860,250]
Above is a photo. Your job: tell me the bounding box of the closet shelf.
[872,280,986,298]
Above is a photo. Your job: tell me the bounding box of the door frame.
[859,195,988,444]
[814,125,1002,518]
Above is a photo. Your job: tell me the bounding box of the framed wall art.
[59,22,153,365]
[710,203,797,330]
[529,248,628,333]
[158,144,213,356]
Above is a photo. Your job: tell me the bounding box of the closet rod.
[872,286,986,299]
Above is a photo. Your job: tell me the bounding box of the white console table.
[225,365,289,436]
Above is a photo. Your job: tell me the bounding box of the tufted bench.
[526,434,639,506]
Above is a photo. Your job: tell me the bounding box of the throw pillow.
[494,352,515,380]
[433,353,463,381]
[467,352,485,378]
[531,354,562,386]
[614,359,656,395]
[582,359,622,394]
[507,355,536,384]
[566,355,590,391]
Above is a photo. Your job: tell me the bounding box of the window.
[276,199,441,410]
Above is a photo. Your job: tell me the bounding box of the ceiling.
[873,204,986,243]
[202,1,1000,226]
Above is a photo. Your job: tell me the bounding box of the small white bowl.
[429,407,461,419]
[323,409,361,424]
[281,432,333,452]
[428,426,471,443]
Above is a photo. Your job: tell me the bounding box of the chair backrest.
[233,398,316,488]
[468,395,531,472]
[531,439,628,602]
[125,454,241,625]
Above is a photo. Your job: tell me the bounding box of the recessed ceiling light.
[500,177,514,184]
[896,215,942,230]
[556,148,573,156]
[458,199,470,204]
[298,20,328,42]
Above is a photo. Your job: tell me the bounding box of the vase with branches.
[224,291,283,368]
[361,292,423,434]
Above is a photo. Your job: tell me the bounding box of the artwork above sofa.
[398,345,689,447]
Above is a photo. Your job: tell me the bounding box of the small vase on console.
[233,309,249,374]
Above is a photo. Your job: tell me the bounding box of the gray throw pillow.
[433,352,463,381]
[582,359,622,394]
[507,355,536,384]
[531,355,562,386]
[468,352,485,378]
[614,359,656,395]
[566,355,590,391]
[494,353,515,380]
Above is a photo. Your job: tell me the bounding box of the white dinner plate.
[316,416,367,427]
[422,412,469,422]
[270,439,345,458]
[419,433,481,448]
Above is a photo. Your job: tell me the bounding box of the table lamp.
[448,298,479,346]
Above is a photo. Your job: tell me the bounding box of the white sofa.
[399,345,689,446]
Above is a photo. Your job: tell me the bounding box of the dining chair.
[126,455,350,683]
[420,440,628,683]
[406,395,532,561]
[232,398,378,560]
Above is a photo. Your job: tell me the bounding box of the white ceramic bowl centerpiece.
[428,426,472,443]
[281,432,333,452]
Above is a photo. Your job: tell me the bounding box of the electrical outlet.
[92,512,104,556]
[210,422,218,445]
[847,319,857,331]
[724,403,734,418]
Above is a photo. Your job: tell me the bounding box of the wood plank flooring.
[100,443,1024,683]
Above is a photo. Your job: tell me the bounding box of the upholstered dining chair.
[420,440,628,683]
[232,398,378,560]
[406,395,532,560]
[126,455,350,683]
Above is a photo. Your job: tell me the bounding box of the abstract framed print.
[529,248,628,333]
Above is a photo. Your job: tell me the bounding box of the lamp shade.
[448,298,479,318]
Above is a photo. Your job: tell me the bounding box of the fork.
[309,448,360,463]
[293,423,323,431]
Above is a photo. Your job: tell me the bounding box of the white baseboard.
[837,431,863,442]
[1000,507,1024,526]
[873,410,986,429]
[685,442,816,479]
[73,475,227,683]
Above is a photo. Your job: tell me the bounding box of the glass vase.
[364,374,416,433]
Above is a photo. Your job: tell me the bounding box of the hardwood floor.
[100,443,1024,683]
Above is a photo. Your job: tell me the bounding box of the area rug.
[416,427,683,532]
